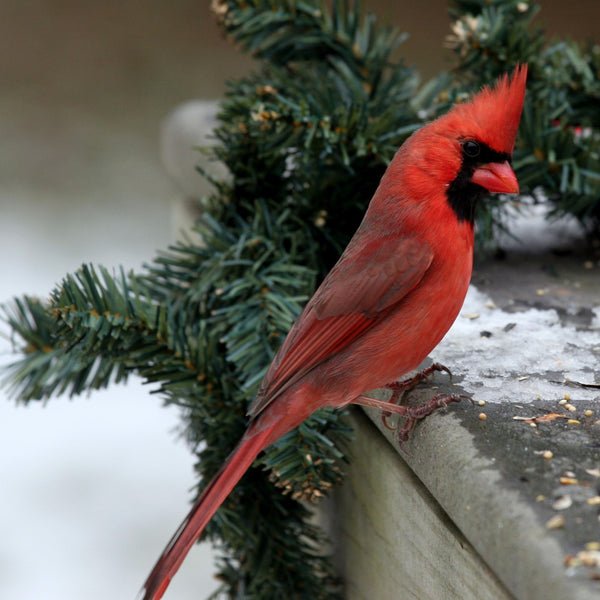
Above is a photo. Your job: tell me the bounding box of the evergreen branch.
[213,0,406,82]
[213,51,419,265]
[1,265,201,402]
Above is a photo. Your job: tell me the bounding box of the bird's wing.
[248,234,433,417]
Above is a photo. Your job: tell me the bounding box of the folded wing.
[248,234,434,417]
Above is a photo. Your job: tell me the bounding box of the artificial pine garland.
[2,1,599,598]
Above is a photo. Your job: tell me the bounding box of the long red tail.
[140,421,278,600]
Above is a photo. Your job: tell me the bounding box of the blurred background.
[1,1,599,598]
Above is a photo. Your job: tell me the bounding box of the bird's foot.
[380,362,452,429]
[354,390,469,444]
[394,392,469,443]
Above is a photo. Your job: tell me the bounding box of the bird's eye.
[462,140,480,158]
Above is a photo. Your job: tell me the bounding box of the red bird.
[142,65,527,599]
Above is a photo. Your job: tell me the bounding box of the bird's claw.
[395,392,469,443]
[380,363,453,429]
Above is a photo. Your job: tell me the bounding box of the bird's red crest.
[439,65,528,155]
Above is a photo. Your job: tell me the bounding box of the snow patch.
[433,285,600,404]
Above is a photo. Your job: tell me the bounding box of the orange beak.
[471,160,519,194]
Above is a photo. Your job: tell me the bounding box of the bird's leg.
[381,362,452,429]
[354,392,468,443]
[386,362,452,402]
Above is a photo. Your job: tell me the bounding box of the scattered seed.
[477,400,486,407]
[565,554,580,567]
[462,313,480,320]
[565,403,576,412]
[536,494,546,502]
[559,398,567,405]
[543,450,554,459]
[585,409,594,417]
[581,551,600,567]
[478,412,487,421]
[587,497,600,506]
[518,375,529,381]
[553,495,573,510]
[564,393,571,401]
[530,422,537,428]
[586,468,600,478]
[546,515,566,529]
[560,476,579,485]
[567,419,581,425]
[484,301,496,309]
[586,542,600,551]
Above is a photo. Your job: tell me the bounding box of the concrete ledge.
[325,350,599,599]
[323,405,513,600]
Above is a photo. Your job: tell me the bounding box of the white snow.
[434,285,600,404]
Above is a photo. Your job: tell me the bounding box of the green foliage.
[212,0,420,267]
[214,0,406,75]
[3,1,600,598]
[2,266,152,401]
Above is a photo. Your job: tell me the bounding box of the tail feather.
[140,422,278,600]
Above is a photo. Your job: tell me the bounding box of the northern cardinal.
[142,65,527,599]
